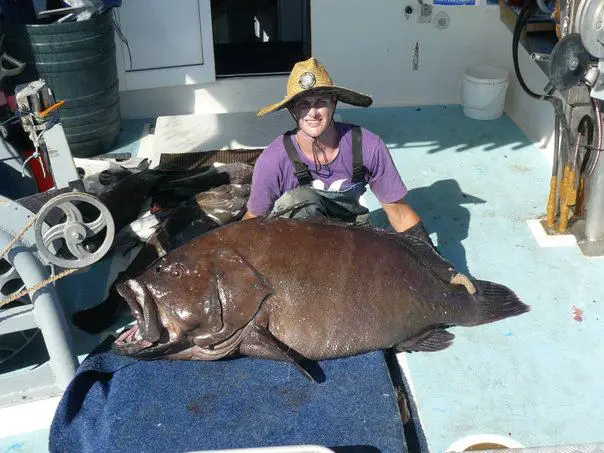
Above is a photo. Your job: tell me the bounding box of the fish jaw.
[114,278,194,358]
[113,323,154,355]
[112,324,187,358]
[114,278,162,353]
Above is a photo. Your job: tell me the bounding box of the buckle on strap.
[295,169,313,186]
[352,167,365,182]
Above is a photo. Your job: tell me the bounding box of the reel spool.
[549,33,593,91]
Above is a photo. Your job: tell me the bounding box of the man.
[243,57,428,240]
[244,57,476,294]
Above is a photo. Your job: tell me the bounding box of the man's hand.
[242,210,258,220]
[450,273,476,295]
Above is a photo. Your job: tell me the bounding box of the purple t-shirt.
[247,122,408,215]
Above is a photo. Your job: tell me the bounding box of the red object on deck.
[23,150,55,192]
[6,95,17,112]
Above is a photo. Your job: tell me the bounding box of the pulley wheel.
[34,192,115,269]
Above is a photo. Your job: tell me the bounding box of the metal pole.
[1,230,79,389]
[585,99,604,241]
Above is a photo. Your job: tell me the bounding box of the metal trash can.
[2,11,121,158]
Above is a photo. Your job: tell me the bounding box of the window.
[210,0,311,76]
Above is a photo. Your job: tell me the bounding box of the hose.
[575,114,595,216]
[587,97,602,179]
[513,5,542,100]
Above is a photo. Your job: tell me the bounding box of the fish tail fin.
[464,280,530,326]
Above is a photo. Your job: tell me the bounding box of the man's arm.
[382,198,432,244]
[242,147,282,220]
[381,199,421,233]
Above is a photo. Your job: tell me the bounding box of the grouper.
[113,217,529,380]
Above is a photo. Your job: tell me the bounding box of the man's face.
[291,94,336,138]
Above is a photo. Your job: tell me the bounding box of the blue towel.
[49,338,407,453]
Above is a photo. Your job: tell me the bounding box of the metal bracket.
[15,79,80,189]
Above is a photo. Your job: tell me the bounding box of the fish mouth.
[113,323,154,355]
[113,279,161,355]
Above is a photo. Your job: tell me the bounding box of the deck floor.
[338,105,604,452]
[2,105,603,452]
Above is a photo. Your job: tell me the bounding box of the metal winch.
[522,0,604,255]
[0,78,115,405]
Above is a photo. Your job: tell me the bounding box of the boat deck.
[1,105,603,452]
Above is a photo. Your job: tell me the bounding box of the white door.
[114,0,216,91]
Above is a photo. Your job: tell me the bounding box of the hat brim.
[257,86,373,117]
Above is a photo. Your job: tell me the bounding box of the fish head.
[113,251,223,358]
[113,247,273,359]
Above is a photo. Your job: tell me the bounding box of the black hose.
[575,115,594,173]
[587,98,602,179]
[513,5,541,99]
[552,98,572,177]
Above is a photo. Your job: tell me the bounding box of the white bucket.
[461,65,509,120]
[447,434,525,451]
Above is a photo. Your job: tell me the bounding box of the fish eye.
[170,264,186,278]
[154,266,162,274]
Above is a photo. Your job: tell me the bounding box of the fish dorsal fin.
[259,216,459,285]
[212,248,274,334]
[390,233,458,285]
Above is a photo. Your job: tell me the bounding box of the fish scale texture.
[49,337,407,453]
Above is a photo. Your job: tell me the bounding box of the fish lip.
[116,279,161,343]
[113,324,154,355]
[114,335,184,359]
[112,324,181,358]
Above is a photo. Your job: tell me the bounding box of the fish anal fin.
[240,324,324,383]
[396,328,455,353]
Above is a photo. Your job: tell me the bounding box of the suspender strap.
[283,126,365,186]
[283,132,313,186]
[351,125,365,183]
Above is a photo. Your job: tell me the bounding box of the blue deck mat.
[49,338,407,453]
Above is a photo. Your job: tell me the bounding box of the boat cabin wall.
[114,0,555,155]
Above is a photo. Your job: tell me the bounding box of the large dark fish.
[112,217,530,381]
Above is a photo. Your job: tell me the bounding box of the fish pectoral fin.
[212,248,274,331]
[395,328,455,353]
[241,324,324,383]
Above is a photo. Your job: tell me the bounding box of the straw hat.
[257,57,373,117]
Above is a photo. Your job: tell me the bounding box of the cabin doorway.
[210,0,311,76]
